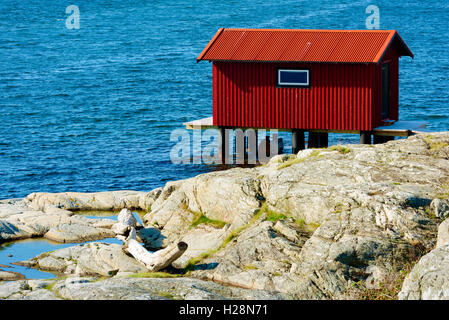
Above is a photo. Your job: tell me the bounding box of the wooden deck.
[183,117,429,137]
[372,121,429,136]
[183,117,214,130]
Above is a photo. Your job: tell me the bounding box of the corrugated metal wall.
[213,61,392,131]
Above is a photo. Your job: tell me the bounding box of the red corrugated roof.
[197,29,413,63]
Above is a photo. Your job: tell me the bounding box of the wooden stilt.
[318,132,328,148]
[373,135,382,144]
[258,134,272,163]
[218,127,230,164]
[218,127,225,163]
[360,131,372,144]
[246,129,258,164]
[235,129,245,164]
[292,130,305,153]
[308,132,318,148]
[308,132,328,148]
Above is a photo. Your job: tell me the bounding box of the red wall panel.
[213,61,391,131]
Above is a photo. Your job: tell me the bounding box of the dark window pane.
[278,70,308,86]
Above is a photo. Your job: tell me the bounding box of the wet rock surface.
[0,205,117,243]
[0,269,25,281]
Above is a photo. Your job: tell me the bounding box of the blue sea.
[0,0,448,200]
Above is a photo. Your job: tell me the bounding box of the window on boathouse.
[277,69,309,87]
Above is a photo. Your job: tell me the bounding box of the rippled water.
[0,0,448,199]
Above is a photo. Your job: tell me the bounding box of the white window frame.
[277,69,309,87]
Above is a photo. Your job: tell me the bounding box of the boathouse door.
[381,63,391,119]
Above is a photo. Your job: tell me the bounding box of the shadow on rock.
[191,262,219,271]
[137,227,166,250]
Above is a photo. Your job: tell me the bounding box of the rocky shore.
[1,132,449,300]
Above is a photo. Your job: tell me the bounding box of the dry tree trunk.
[123,228,187,272]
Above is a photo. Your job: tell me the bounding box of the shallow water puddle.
[0,210,146,280]
[0,237,125,280]
[0,237,123,280]
[75,210,146,225]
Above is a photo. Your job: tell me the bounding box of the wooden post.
[309,132,328,148]
[360,131,372,144]
[235,129,245,164]
[218,127,225,163]
[373,135,381,144]
[318,132,328,148]
[218,127,230,164]
[308,132,318,148]
[292,130,305,153]
[246,129,258,164]
[258,134,271,163]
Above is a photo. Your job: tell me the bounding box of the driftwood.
[123,228,187,272]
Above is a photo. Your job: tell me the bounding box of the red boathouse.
[186,28,422,157]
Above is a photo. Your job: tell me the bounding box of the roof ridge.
[198,28,412,63]
[222,28,396,33]
[196,28,225,62]
[373,30,397,63]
